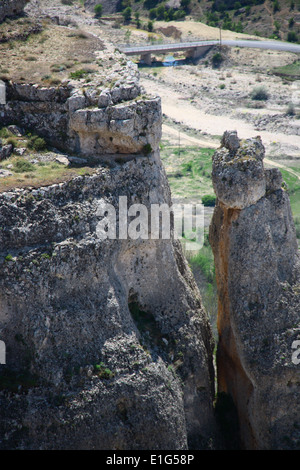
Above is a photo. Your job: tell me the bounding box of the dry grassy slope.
[196,0,300,39]
[0,18,104,84]
[84,0,300,41]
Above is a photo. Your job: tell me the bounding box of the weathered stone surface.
[212,131,266,209]
[0,61,155,157]
[0,0,29,23]
[0,169,12,178]
[0,152,217,450]
[210,131,300,450]
[0,143,13,161]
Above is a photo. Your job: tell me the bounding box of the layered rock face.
[210,131,300,449]
[0,0,29,23]
[1,60,160,158]
[0,66,217,449]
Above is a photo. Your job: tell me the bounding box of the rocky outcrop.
[0,157,217,450]
[0,56,218,449]
[210,131,300,449]
[0,0,29,23]
[84,0,119,15]
[0,61,160,158]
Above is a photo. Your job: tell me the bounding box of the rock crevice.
[210,131,300,449]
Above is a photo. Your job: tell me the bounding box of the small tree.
[122,6,132,23]
[273,0,280,13]
[212,52,223,68]
[94,4,103,18]
[287,31,298,42]
[134,11,141,28]
[147,20,154,32]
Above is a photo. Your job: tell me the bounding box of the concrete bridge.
[119,38,300,65]
[119,40,218,64]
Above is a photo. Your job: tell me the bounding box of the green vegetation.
[13,158,35,173]
[287,30,299,43]
[142,143,153,155]
[280,169,300,221]
[212,52,223,68]
[94,3,103,17]
[26,134,47,151]
[0,155,94,192]
[250,86,269,101]
[93,362,114,379]
[160,142,215,201]
[272,61,300,81]
[202,194,216,207]
[69,68,93,80]
[187,235,218,339]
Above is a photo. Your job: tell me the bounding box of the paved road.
[120,39,300,55]
[222,39,300,53]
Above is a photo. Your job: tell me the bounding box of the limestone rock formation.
[210,131,300,449]
[1,61,160,159]
[0,0,29,23]
[0,58,218,449]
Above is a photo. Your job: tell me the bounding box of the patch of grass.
[0,127,13,138]
[69,68,92,80]
[160,144,215,200]
[13,159,35,173]
[0,155,96,192]
[272,61,300,81]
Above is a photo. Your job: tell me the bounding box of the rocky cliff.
[209,131,300,450]
[0,0,29,23]
[1,58,160,158]
[0,59,218,449]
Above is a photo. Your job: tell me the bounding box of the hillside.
[84,0,300,42]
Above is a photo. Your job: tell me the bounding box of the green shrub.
[27,135,46,151]
[6,137,18,147]
[94,4,103,17]
[122,6,132,22]
[202,194,216,207]
[212,52,223,68]
[250,86,269,101]
[69,69,91,80]
[287,31,298,43]
[142,143,152,155]
[147,20,153,32]
[13,159,35,173]
[0,127,12,138]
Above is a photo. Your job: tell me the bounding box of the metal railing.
[118,40,219,54]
